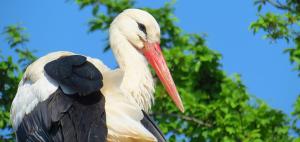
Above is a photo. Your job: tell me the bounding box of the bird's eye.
[137,22,147,35]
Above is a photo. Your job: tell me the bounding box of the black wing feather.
[16,88,107,142]
[44,55,103,96]
[141,110,166,142]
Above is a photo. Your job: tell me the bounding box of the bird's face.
[112,9,161,49]
[111,9,184,112]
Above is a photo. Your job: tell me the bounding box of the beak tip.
[178,101,185,113]
[179,106,185,113]
[175,95,184,113]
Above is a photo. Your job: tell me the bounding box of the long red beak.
[142,42,184,112]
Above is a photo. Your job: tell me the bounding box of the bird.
[10,8,184,142]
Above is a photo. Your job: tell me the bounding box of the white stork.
[10,8,184,142]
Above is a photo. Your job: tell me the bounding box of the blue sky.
[1,0,299,115]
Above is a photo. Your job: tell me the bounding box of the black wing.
[16,55,107,142]
[44,55,103,96]
[141,110,166,142]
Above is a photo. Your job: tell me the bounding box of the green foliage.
[76,0,292,141]
[0,25,36,141]
[251,0,300,138]
[292,96,300,136]
[3,25,36,68]
[251,0,300,74]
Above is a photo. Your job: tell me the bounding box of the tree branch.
[266,0,293,11]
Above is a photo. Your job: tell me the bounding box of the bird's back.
[11,51,109,142]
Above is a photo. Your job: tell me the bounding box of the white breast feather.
[101,70,157,142]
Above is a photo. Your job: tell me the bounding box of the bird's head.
[110,9,184,112]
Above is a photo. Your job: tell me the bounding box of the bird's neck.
[109,28,154,112]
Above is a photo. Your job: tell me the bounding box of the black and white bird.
[10,9,184,142]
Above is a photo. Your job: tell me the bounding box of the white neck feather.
[109,27,154,112]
